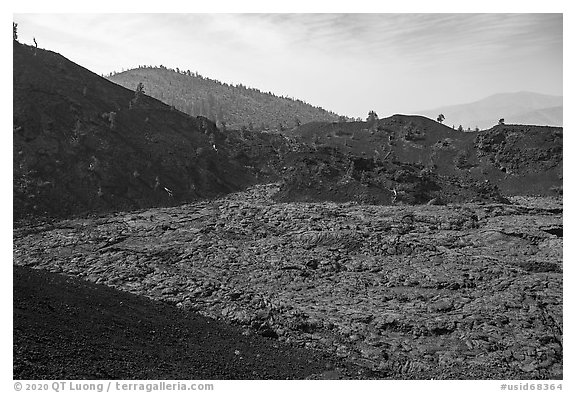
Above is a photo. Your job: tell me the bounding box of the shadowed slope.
[13,42,254,220]
[289,115,562,198]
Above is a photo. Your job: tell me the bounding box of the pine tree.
[130,82,145,108]
[366,111,379,130]
[367,110,378,124]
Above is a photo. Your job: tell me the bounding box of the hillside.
[293,115,478,165]
[13,42,265,220]
[12,41,562,221]
[108,67,343,131]
[415,92,563,130]
[287,115,562,198]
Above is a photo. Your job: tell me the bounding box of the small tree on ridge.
[130,82,145,108]
[367,110,379,129]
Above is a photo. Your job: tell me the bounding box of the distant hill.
[107,67,343,131]
[415,92,563,130]
[13,42,270,220]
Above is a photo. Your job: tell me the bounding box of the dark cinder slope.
[475,124,563,195]
[293,114,480,178]
[13,265,352,380]
[108,67,342,131]
[289,114,562,198]
[13,42,256,220]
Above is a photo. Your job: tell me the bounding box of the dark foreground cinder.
[13,265,373,380]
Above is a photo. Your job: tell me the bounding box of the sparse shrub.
[101,111,117,129]
[393,168,416,183]
[109,112,117,129]
[454,149,471,169]
[208,133,216,149]
[311,135,321,150]
[70,119,82,146]
[404,125,424,141]
[88,156,99,172]
[338,160,355,184]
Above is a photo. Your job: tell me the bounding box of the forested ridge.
[108,66,346,132]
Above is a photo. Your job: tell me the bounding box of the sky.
[13,13,562,118]
[4,5,575,389]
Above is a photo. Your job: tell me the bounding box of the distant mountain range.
[414,92,562,130]
[108,67,343,131]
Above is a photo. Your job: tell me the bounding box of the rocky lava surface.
[13,184,563,379]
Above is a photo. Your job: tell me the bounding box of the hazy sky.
[14,13,562,118]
